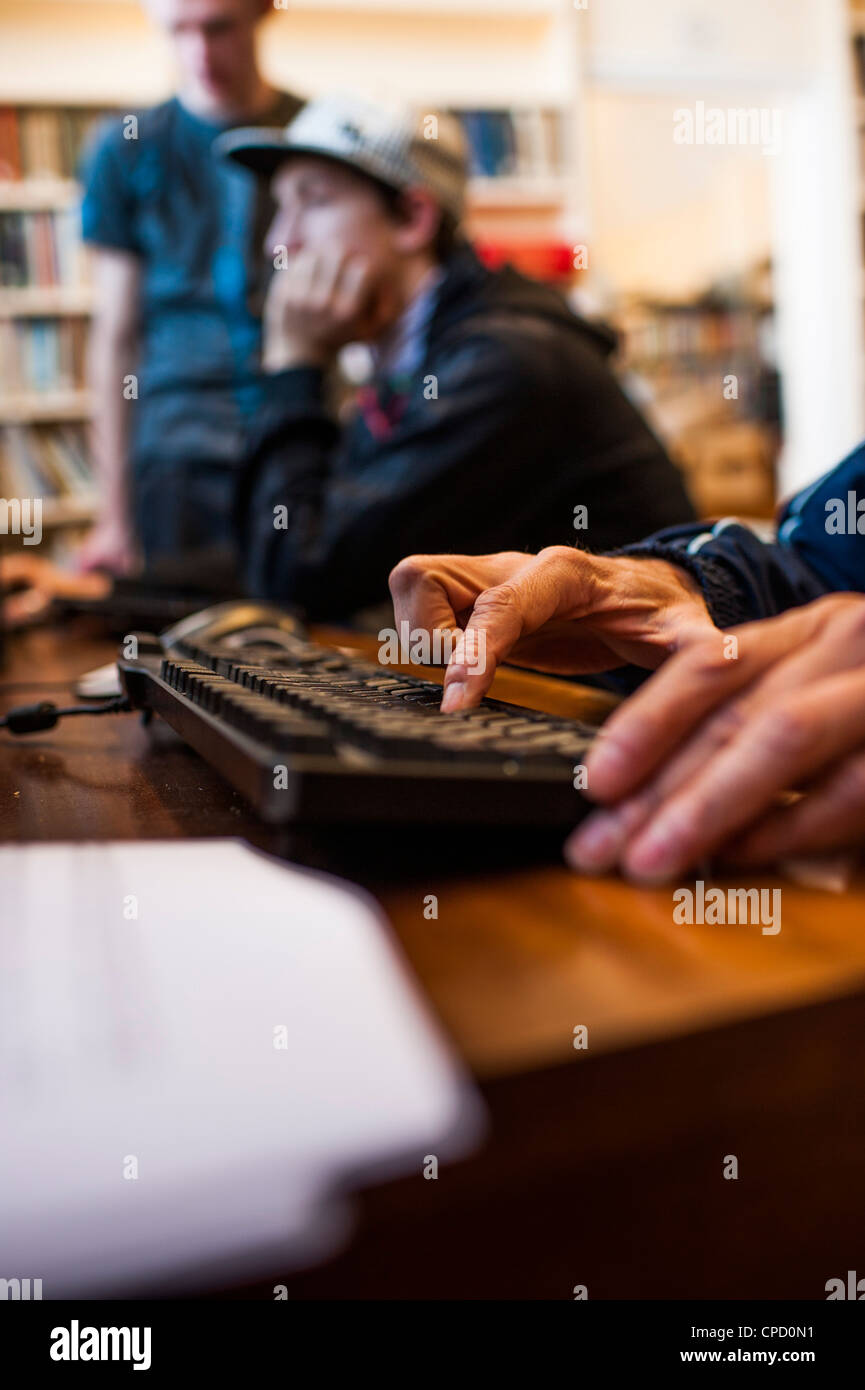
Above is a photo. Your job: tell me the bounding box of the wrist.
[636,557,707,606]
[588,553,712,631]
[262,331,330,374]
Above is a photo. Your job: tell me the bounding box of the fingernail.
[622,824,680,883]
[564,812,625,873]
[440,681,467,713]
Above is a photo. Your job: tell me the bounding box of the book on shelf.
[0,207,87,288]
[0,106,107,182]
[452,108,563,181]
[0,318,88,398]
[0,422,94,502]
[618,300,762,367]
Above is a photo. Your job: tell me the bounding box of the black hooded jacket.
[237,243,695,619]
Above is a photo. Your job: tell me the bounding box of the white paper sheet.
[0,840,483,1295]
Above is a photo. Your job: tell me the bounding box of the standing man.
[78,0,301,574]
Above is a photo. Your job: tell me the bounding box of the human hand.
[566,593,865,881]
[262,249,396,371]
[1,553,112,628]
[77,514,137,577]
[388,546,714,712]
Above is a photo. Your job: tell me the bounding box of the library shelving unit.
[0,103,105,538]
[616,273,779,519]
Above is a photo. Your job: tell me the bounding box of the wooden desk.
[3,620,865,1299]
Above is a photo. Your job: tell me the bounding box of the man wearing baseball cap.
[219,93,694,619]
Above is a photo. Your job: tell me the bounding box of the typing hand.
[262,249,396,371]
[566,594,865,881]
[388,547,714,712]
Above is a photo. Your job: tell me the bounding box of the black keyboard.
[118,617,597,827]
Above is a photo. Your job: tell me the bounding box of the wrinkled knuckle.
[709,698,750,744]
[476,582,521,615]
[537,544,576,567]
[388,555,430,596]
[759,702,813,760]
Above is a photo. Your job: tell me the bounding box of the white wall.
[581,0,865,495]
[584,89,773,300]
[769,2,865,493]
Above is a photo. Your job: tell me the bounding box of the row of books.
[619,303,761,366]
[0,422,93,500]
[0,318,87,397]
[452,109,564,180]
[0,209,88,289]
[0,104,566,186]
[0,106,105,182]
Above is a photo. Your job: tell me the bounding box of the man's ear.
[391,189,442,256]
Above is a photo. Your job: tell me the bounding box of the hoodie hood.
[429,240,619,360]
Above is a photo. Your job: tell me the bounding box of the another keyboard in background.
[118,606,596,828]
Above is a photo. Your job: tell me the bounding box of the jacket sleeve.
[617,441,865,627]
[236,334,558,619]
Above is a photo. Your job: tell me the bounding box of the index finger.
[389,555,461,634]
[439,549,590,711]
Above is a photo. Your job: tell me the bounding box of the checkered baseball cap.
[217,92,469,220]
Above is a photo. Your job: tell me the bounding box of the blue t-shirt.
[80,93,301,474]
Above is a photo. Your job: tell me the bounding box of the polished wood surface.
[3,619,865,1298]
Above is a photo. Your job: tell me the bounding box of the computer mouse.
[159,601,304,655]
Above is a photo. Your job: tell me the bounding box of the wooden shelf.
[40,496,98,530]
[0,496,99,534]
[0,179,80,211]
[468,176,569,208]
[0,391,93,424]
[0,286,92,318]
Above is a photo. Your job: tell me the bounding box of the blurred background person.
[77,0,301,575]
[220,94,695,619]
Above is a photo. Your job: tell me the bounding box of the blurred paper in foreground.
[0,840,483,1295]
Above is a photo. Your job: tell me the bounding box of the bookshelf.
[0,101,103,533]
[615,265,779,519]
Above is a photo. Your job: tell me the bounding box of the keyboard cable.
[0,697,132,735]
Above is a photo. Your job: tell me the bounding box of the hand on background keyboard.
[76,515,138,577]
[1,554,111,628]
[567,594,865,881]
[389,547,714,713]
